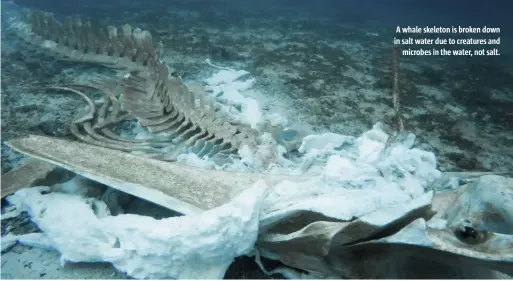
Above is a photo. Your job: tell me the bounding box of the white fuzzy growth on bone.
[203,63,263,129]
[4,65,446,279]
[6,121,443,278]
[7,182,268,279]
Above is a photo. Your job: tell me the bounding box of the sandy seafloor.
[1,0,513,279]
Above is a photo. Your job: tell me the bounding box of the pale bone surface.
[5,135,307,214]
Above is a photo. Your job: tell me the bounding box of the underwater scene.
[1,0,512,279]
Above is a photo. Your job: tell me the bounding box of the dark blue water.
[8,0,512,28]
[7,0,512,51]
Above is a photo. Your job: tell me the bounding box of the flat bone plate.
[6,135,309,215]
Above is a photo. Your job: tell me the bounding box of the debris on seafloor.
[3,129,513,279]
